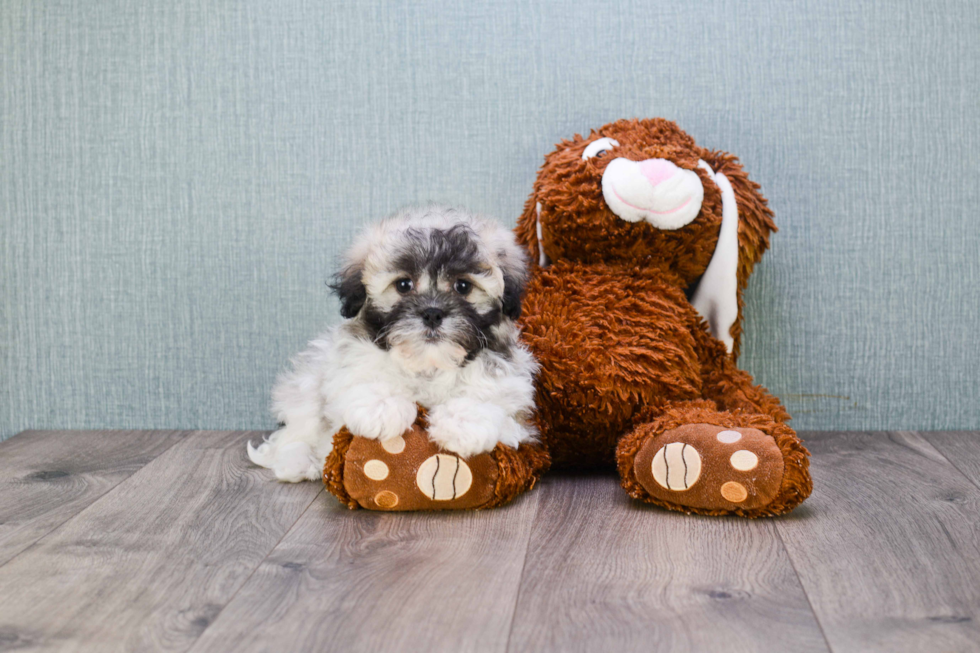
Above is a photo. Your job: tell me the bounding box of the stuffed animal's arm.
[696,330,790,423]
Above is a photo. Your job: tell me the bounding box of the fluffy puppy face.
[332,206,528,373]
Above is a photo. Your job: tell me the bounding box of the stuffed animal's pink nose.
[637,158,677,187]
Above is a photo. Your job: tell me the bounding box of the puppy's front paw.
[428,400,523,458]
[343,394,418,441]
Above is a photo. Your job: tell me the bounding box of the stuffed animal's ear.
[515,194,548,269]
[696,150,776,358]
[692,161,739,353]
[330,263,367,319]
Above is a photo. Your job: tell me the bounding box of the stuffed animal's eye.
[582,137,620,160]
[453,279,472,295]
[395,278,414,294]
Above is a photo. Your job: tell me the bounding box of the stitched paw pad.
[634,424,784,511]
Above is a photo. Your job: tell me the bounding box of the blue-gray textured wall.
[2,0,979,440]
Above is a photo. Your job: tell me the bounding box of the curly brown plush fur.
[505,117,811,516]
[483,438,551,509]
[323,427,359,509]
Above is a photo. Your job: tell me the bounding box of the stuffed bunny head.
[516,118,777,356]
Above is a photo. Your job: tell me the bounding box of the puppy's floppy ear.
[500,250,530,321]
[489,226,530,320]
[330,263,367,319]
[501,269,525,320]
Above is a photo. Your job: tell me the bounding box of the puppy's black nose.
[420,307,445,329]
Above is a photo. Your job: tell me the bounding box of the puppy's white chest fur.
[247,206,537,482]
[329,325,500,406]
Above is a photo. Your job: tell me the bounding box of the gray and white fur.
[247,206,538,482]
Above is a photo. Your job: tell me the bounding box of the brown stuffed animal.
[326,118,811,516]
[510,117,812,517]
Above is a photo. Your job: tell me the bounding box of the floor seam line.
[915,431,980,494]
[186,486,325,652]
[772,521,836,653]
[0,429,188,572]
[503,490,544,653]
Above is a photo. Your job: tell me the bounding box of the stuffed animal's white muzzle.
[601,157,704,230]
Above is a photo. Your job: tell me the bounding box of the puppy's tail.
[246,437,278,468]
[246,428,324,483]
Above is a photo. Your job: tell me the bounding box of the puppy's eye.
[582,137,620,160]
[395,278,414,294]
[453,279,472,295]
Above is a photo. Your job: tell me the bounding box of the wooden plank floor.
[0,430,978,652]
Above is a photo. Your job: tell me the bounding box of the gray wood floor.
[0,430,978,652]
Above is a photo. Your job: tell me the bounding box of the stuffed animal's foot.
[323,423,549,511]
[618,408,811,517]
[633,424,784,511]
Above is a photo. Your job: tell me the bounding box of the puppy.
[247,206,538,482]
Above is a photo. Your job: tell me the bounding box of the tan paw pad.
[717,430,742,444]
[363,459,389,480]
[417,454,472,500]
[729,450,758,471]
[651,442,702,491]
[374,490,399,509]
[381,435,406,454]
[720,481,748,503]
